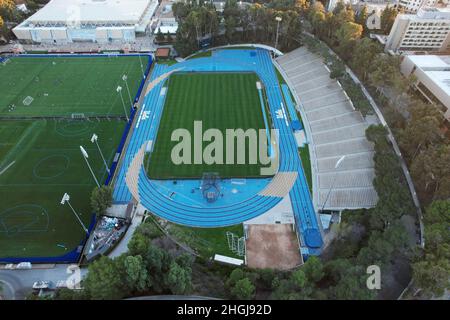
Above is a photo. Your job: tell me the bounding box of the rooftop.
[25,0,152,24]
[406,55,450,96]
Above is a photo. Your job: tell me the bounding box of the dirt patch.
[246,224,302,270]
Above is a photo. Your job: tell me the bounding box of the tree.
[412,258,450,298]
[123,255,149,293]
[290,269,307,288]
[226,268,244,288]
[156,28,165,43]
[231,278,255,300]
[355,5,369,33]
[380,5,398,35]
[302,256,324,282]
[336,21,362,45]
[90,185,113,217]
[411,144,450,200]
[350,38,382,81]
[166,262,192,294]
[83,256,125,299]
[398,116,443,161]
[166,31,172,43]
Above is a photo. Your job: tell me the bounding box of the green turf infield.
[146,72,268,179]
[0,56,144,117]
[0,119,126,258]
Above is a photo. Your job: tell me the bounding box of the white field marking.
[280,102,289,127]
[135,103,147,129]
[0,161,15,176]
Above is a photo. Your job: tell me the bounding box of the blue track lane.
[113,49,323,252]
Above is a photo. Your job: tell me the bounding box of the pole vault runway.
[113,49,323,253]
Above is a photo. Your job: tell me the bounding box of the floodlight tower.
[91,133,110,174]
[138,54,145,79]
[60,193,89,235]
[321,155,346,212]
[122,74,134,110]
[275,16,282,50]
[116,86,130,122]
[80,146,100,188]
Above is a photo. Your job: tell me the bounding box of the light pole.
[138,54,145,79]
[275,16,282,51]
[321,155,346,212]
[116,86,129,122]
[91,133,110,174]
[80,145,100,188]
[122,74,133,110]
[61,193,89,235]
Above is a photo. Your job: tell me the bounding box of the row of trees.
[172,0,303,57]
[56,222,193,300]
[303,2,449,297]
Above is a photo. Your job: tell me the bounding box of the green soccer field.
[146,72,268,179]
[0,119,125,258]
[0,55,145,259]
[0,56,144,117]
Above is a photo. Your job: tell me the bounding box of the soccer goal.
[226,231,246,257]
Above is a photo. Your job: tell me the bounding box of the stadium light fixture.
[91,133,110,175]
[122,74,134,111]
[275,16,282,50]
[60,193,89,235]
[116,85,130,122]
[321,155,347,212]
[80,145,100,188]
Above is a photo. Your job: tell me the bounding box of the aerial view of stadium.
[0,0,449,308]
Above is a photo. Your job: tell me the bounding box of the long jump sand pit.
[246,224,303,270]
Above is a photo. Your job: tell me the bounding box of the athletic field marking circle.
[0,204,49,237]
[54,120,96,137]
[33,154,70,179]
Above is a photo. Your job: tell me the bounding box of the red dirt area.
[246,224,303,270]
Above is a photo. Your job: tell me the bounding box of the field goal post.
[226,231,246,257]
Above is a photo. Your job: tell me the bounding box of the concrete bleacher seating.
[276,47,378,210]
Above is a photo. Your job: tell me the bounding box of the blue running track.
[113,49,323,252]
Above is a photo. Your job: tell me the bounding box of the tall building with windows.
[385,7,450,53]
[401,54,450,120]
[398,0,438,13]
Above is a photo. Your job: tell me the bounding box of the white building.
[398,0,438,13]
[385,7,450,53]
[13,0,159,44]
[401,54,450,119]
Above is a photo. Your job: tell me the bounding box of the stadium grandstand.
[13,0,159,44]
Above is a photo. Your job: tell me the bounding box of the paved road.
[0,265,87,300]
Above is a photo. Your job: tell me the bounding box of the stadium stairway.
[276,47,378,211]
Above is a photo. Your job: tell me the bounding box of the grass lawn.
[167,222,244,259]
[187,51,212,60]
[0,119,126,258]
[299,146,312,194]
[147,72,268,179]
[0,55,146,258]
[0,56,144,117]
